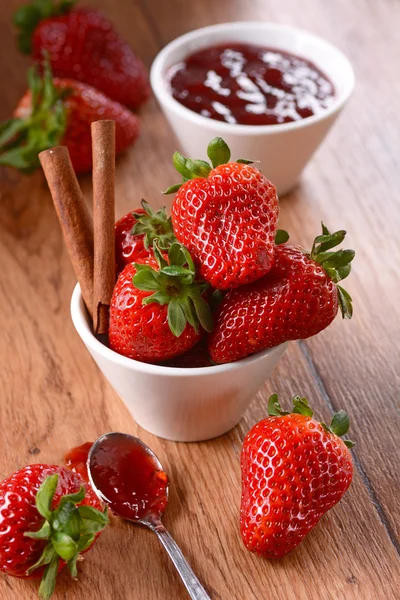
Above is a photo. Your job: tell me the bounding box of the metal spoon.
[87,432,211,600]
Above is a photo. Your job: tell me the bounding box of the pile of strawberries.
[110,137,354,366]
[0,0,149,173]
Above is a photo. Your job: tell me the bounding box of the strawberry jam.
[167,43,335,126]
[88,434,168,521]
[64,441,93,482]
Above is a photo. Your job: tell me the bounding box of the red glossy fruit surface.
[172,162,279,290]
[115,209,150,273]
[109,261,201,363]
[209,243,338,363]
[240,412,353,557]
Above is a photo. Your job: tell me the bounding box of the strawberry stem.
[164,137,253,194]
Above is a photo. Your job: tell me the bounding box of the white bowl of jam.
[150,22,354,195]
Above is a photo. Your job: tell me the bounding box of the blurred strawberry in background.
[14,0,150,109]
[0,61,140,173]
[0,0,150,174]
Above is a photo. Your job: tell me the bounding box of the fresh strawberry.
[115,200,176,273]
[209,225,354,363]
[240,394,354,558]
[0,464,108,599]
[109,242,213,363]
[166,137,279,290]
[14,1,150,109]
[0,61,139,174]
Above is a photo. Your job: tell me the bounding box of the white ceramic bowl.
[71,284,287,442]
[150,22,355,196]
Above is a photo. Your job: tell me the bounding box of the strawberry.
[0,464,108,599]
[109,242,213,363]
[166,137,279,290]
[240,394,354,558]
[14,1,150,109]
[209,225,354,363]
[115,200,176,273]
[0,61,139,174]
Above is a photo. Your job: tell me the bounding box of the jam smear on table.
[167,43,335,126]
[64,441,93,482]
[88,434,168,521]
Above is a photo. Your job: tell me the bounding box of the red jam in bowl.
[167,43,335,126]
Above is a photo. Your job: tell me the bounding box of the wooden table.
[1,0,399,598]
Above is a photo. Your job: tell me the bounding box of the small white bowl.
[150,22,355,196]
[71,285,287,442]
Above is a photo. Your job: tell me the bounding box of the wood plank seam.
[298,340,400,556]
[138,0,164,48]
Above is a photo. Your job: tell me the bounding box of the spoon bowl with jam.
[87,433,211,600]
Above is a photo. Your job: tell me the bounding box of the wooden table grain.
[0,0,399,598]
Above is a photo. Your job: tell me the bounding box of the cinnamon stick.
[91,120,116,335]
[39,147,94,317]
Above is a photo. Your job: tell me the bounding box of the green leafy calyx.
[0,58,68,173]
[275,229,290,245]
[164,137,253,194]
[133,242,214,337]
[24,474,108,600]
[321,410,356,448]
[268,393,355,448]
[310,222,355,319]
[268,393,313,417]
[14,0,75,54]
[131,199,176,251]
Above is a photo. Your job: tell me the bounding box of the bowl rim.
[70,284,287,378]
[150,21,355,136]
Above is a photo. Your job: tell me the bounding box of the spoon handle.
[153,523,211,600]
